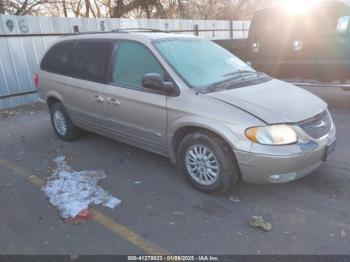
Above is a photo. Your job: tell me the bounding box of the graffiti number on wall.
[18,19,29,33]
[6,20,14,32]
[100,21,105,31]
[5,19,29,33]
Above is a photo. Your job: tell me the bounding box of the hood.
[207,79,327,124]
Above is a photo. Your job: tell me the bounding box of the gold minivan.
[37,32,336,193]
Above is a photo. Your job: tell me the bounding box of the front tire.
[49,102,81,141]
[177,131,240,194]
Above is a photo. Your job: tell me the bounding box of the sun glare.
[279,0,321,14]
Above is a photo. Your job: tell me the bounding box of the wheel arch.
[168,118,239,164]
[47,96,61,108]
[45,90,64,108]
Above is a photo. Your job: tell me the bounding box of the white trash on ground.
[42,156,121,218]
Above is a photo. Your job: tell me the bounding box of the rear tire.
[177,130,239,194]
[49,102,81,141]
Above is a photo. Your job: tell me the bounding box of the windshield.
[154,38,255,89]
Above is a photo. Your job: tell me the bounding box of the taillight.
[34,73,39,88]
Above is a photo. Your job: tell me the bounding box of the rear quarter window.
[41,41,75,75]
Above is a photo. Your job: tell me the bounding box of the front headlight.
[245,124,298,145]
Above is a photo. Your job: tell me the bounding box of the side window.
[112,41,165,88]
[71,40,112,82]
[337,16,350,33]
[41,41,74,75]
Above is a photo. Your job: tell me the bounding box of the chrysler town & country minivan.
[37,32,336,193]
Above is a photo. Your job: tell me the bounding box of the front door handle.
[107,98,121,106]
[94,95,104,103]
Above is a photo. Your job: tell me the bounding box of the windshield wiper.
[202,71,265,93]
[222,70,262,77]
[205,77,242,93]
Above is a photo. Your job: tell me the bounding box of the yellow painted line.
[0,158,169,255]
[0,159,33,178]
[28,175,46,187]
[91,208,169,255]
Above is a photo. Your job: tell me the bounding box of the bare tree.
[110,0,160,18]
[12,0,44,15]
[93,0,101,16]
[2,0,67,16]
[62,0,68,16]
[0,0,275,19]
[85,0,90,15]
[0,0,6,13]
[216,0,274,19]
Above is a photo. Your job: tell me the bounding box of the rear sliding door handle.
[107,98,121,106]
[93,95,104,103]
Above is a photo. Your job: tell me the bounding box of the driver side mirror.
[142,73,175,94]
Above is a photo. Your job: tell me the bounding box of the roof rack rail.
[112,28,168,33]
[71,31,113,35]
[110,29,129,33]
[1,28,172,38]
[70,30,128,35]
[61,28,168,37]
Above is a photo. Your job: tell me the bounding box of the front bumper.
[234,136,336,184]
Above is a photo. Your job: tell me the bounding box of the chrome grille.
[298,111,332,139]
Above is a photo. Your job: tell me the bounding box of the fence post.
[194,24,199,36]
[229,20,233,39]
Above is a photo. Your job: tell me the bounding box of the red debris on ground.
[64,209,93,224]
